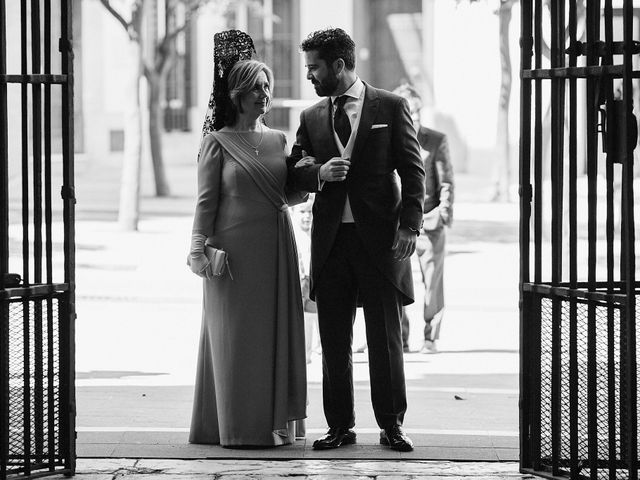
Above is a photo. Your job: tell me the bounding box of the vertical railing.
[0,0,8,476]
[621,1,637,477]
[519,0,533,468]
[549,3,565,477]
[59,0,77,472]
[566,1,579,478]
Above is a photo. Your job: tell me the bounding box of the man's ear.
[332,58,345,75]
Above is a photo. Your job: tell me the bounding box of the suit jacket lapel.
[351,83,379,162]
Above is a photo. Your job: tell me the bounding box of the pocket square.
[371,124,388,129]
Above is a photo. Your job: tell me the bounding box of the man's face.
[304,50,339,97]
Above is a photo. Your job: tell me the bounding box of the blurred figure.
[393,83,455,354]
[292,194,320,363]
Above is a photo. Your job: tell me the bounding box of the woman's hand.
[188,253,212,279]
[187,233,212,279]
[295,150,316,168]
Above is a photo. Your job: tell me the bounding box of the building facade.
[24,0,520,178]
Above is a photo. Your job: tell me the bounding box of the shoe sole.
[312,435,357,450]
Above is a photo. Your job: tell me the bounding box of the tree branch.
[98,0,130,34]
[164,22,190,46]
[142,60,154,81]
[154,1,205,73]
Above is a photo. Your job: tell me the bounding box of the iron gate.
[520,1,638,479]
[1,0,76,478]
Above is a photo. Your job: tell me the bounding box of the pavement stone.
[48,459,530,479]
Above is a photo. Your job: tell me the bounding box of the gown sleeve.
[192,134,223,237]
[282,130,310,207]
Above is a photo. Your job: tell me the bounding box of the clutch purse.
[205,244,233,279]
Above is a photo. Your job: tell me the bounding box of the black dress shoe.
[380,425,414,452]
[312,427,356,450]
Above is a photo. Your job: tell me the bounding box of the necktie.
[333,95,351,147]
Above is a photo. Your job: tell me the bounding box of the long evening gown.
[189,127,307,446]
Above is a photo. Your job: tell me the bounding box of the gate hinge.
[60,185,76,203]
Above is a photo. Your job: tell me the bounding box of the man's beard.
[312,72,339,96]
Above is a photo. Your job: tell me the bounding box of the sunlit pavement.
[69,179,520,462]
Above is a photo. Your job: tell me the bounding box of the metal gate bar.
[621,2,638,478]
[1,0,76,478]
[566,2,579,478]
[1,0,8,474]
[520,1,638,479]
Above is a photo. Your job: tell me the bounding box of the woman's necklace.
[234,123,264,157]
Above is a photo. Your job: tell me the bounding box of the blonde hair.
[226,60,274,125]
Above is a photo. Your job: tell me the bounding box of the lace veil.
[198,30,256,159]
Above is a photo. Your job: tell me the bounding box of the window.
[246,0,299,130]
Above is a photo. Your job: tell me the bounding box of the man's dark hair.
[300,28,356,70]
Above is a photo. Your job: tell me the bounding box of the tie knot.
[334,95,348,109]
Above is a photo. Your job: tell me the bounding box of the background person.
[291,193,321,364]
[393,83,455,354]
[188,31,307,447]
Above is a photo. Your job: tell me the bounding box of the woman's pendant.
[254,148,259,156]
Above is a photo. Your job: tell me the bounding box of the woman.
[188,31,307,447]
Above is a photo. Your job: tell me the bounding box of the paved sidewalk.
[47,458,529,479]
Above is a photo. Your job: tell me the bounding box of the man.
[287,28,425,452]
[394,84,454,355]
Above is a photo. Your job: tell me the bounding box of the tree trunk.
[492,0,515,202]
[118,40,143,231]
[148,72,171,196]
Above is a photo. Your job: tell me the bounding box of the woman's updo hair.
[225,59,274,126]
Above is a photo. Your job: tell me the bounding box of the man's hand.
[392,227,417,260]
[319,157,351,182]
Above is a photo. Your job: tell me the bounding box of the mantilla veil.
[198,30,256,159]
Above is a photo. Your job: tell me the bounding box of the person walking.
[188,30,307,447]
[393,84,454,354]
[287,28,425,452]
